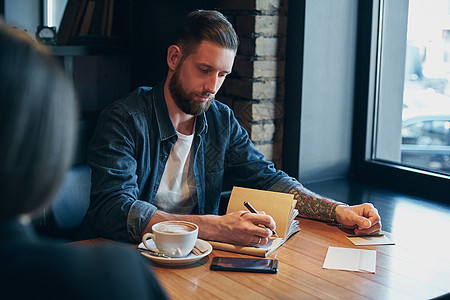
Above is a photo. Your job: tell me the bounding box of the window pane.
[374,0,450,175]
[402,0,450,173]
[44,0,67,27]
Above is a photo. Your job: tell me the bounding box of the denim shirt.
[81,81,301,242]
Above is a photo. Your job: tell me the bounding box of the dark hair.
[0,25,77,220]
[177,10,239,58]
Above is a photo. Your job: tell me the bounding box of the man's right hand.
[209,210,276,245]
[144,210,276,246]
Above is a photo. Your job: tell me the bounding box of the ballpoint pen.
[243,201,278,237]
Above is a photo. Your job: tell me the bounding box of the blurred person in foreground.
[0,24,167,300]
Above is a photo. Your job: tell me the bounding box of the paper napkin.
[322,246,376,273]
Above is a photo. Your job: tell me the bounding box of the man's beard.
[168,67,214,116]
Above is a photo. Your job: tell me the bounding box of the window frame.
[351,0,450,202]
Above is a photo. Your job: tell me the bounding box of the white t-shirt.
[153,131,197,214]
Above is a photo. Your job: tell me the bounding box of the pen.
[243,201,278,237]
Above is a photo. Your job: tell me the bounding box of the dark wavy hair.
[177,10,239,58]
[0,24,77,220]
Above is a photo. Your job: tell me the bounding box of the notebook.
[208,186,301,257]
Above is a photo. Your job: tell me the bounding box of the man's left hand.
[335,203,381,235]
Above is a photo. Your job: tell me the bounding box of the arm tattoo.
[288,185,343,222]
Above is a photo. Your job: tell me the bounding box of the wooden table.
[142,217,449,300]
[76,216,450,299]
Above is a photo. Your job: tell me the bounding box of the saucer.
[137,239,212,266]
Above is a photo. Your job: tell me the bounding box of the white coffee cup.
[142,221,198,258]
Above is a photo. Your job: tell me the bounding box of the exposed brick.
[251,122,276,142]
[252,80,277,100]
[254,60,276,78]
[234,109,252,134]
[218,0,286,167]
[224,79,280,101]
[236,15,256,37]
[238,37,256,56]
[254,141,282,162]
[251,101,275,121]
[252,101,284,121]
[255,16,279,35]
[223,78,253,99]
[235,57,285,79]
[255,36,278,57]
[233,100,253,124]
[255,143,273,160]
[233,101,284,123]
[233,55,254,78]
[256,0,280,11]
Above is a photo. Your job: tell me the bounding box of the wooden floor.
[305,178,450,262]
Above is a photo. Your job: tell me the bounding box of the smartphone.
[210,257,278,273]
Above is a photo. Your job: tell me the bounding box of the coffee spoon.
[137,248,171,258]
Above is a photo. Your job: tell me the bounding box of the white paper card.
[322,246,376,273]
[346,232,395,246]
[346,235,394,246]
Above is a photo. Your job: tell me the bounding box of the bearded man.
[80,10,381,244]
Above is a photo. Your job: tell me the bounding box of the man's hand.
[146,210,276,246]
[335,203,382,235]
[211,211,276,246]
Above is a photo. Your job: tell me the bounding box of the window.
[401,116,450,172]
[43,0,67,27]
[352,0,449,200]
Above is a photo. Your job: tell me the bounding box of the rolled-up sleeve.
[127,200,157,242]
[268,176,302,193]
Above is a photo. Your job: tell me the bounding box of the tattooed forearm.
[288,185,342,222]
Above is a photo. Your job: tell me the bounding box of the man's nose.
[204,74,220,94]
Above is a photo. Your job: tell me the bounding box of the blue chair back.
[52,164,91,229]
[33,164,91,240]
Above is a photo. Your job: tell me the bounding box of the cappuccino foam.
[156,223,195,234]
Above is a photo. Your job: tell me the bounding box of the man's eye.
[200,68,209,73]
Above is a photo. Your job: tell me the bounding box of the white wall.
[299,0,358,182]
[4,0,41,39]
[4,0,67,38]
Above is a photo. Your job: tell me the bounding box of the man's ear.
[167,45,182,71]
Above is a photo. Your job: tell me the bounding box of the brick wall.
[218,0,288,168]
